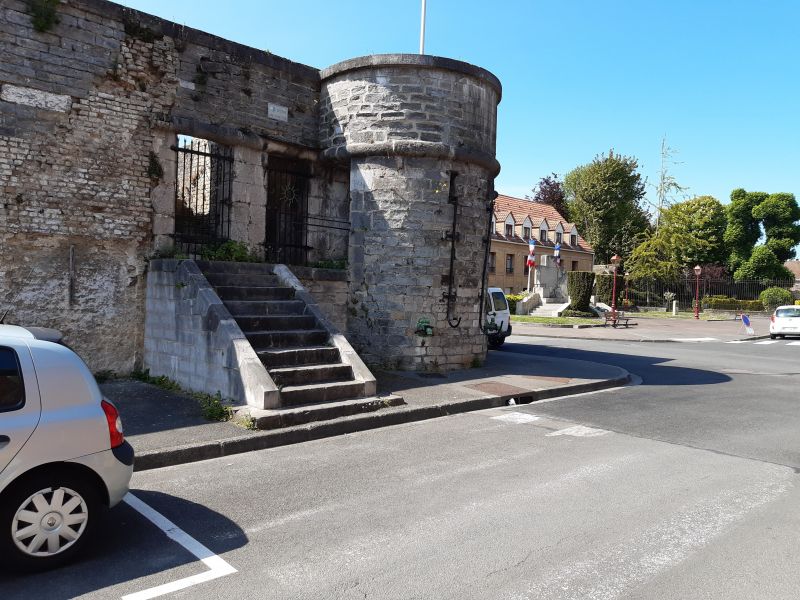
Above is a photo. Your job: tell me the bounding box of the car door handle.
[0,435,9,449]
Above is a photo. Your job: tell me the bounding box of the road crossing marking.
[787,342,800,345]
[754,340,779,345]
[491,412,540,424]
[724,340,749,344]
[547,425,609,438]
[121,493,237,600]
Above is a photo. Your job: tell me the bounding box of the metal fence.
[173,136,233,256]
[624,277,794,310]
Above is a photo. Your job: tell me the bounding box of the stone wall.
[0,0,324,371]
[291,266,349,332]
[144,259,279,408]
[320,56,501,371]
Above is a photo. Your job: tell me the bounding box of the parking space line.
[121,493,237,600]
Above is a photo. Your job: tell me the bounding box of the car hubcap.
[11,487,88,557]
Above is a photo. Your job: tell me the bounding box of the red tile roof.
[785,261,800,280]
[493,194,593,253]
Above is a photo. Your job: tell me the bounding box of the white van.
[485,287,512,348]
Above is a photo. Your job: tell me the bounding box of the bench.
[604,312,632,328]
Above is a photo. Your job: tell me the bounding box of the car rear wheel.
[0,471,101,571]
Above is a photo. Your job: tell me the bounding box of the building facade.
[488,195,594,293]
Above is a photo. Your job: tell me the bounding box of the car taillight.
[101,399,125,448]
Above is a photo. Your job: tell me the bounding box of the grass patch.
[130,369,233,422]
[511,315,601,326]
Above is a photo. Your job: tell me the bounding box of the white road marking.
[121,493,237,600]
[754,340,779,345]
[670,337,718,342]
[491,412,541,424]
[547,425,609,438]
[787,341,800,345]
[724,340,749,344]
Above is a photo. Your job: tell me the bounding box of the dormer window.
[555,232,562,244]
[539,227,548,242]
[523,226,531,239]
[504,214,516,237]
[571,233,578,247]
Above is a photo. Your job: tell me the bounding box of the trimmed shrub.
[505,293,525,314]
[595,274,624,306]
[561,309,597,318]
[567,271,595,312]
[702,297,764,311]
[759,287,793,312]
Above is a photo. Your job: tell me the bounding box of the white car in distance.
[769,305,800,339]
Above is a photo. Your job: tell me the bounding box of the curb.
[509,331,772,343]
[132,371,631,471]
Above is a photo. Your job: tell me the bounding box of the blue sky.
[118,0,799,213]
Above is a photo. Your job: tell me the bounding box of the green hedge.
[702,297,764,311]
[567,271,595,312]
[595,273,624,306]
[561,309,596,318]
[759,287,793,312]
[505,293,525,314]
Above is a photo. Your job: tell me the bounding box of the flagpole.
[419,0,426,54]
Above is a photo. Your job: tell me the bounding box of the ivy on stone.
[28,0,60,33]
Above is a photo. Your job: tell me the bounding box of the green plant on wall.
[28,0,60,32]
[200,240,259,262]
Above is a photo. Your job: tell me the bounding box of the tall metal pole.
[694,272,700,319]
[419,0,427,54]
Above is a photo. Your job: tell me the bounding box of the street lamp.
[611,254,622,325]
[693,264,702,320]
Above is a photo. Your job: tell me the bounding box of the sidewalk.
[106,351,629,472]
[511,315,772,343]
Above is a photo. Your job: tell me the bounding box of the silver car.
[0,325,133,570]
[769,305,800,339]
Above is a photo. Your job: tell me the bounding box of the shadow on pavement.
[0,490,247,600]
[501,341,731,386]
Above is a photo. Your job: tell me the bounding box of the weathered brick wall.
[0,0,323,372]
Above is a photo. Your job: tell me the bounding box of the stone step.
[196,260,275,274]
[204,272,282,287]
[252,395,405,430]
[279,380,367,407]
[236,315,317,332]
[268,363,353,387]
[215,286,295,301]
[246,329,329,349]
[258,346,342,369]
[224,300,306,316]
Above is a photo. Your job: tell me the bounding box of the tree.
[751,192,800,262]
[654,137,688,230]
[660,195,727,266]
[563,150,650,263]
[734,245,794,281]
[724,189,766,273]
[724,189,800,279]
[530,173,567,217]
[625,232,682,280]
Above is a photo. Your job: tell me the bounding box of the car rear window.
[491,291,509,312]
[0,346,25,411]
[776,308,800,318]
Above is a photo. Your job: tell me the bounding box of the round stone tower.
[319,54,501,371]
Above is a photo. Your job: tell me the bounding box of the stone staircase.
[526,298,570,318]
[196,261,392,420]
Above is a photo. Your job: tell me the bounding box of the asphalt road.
[2,336,800,599]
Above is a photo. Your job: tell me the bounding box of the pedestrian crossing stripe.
[754,340,779,345]
[788,342,800,345]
